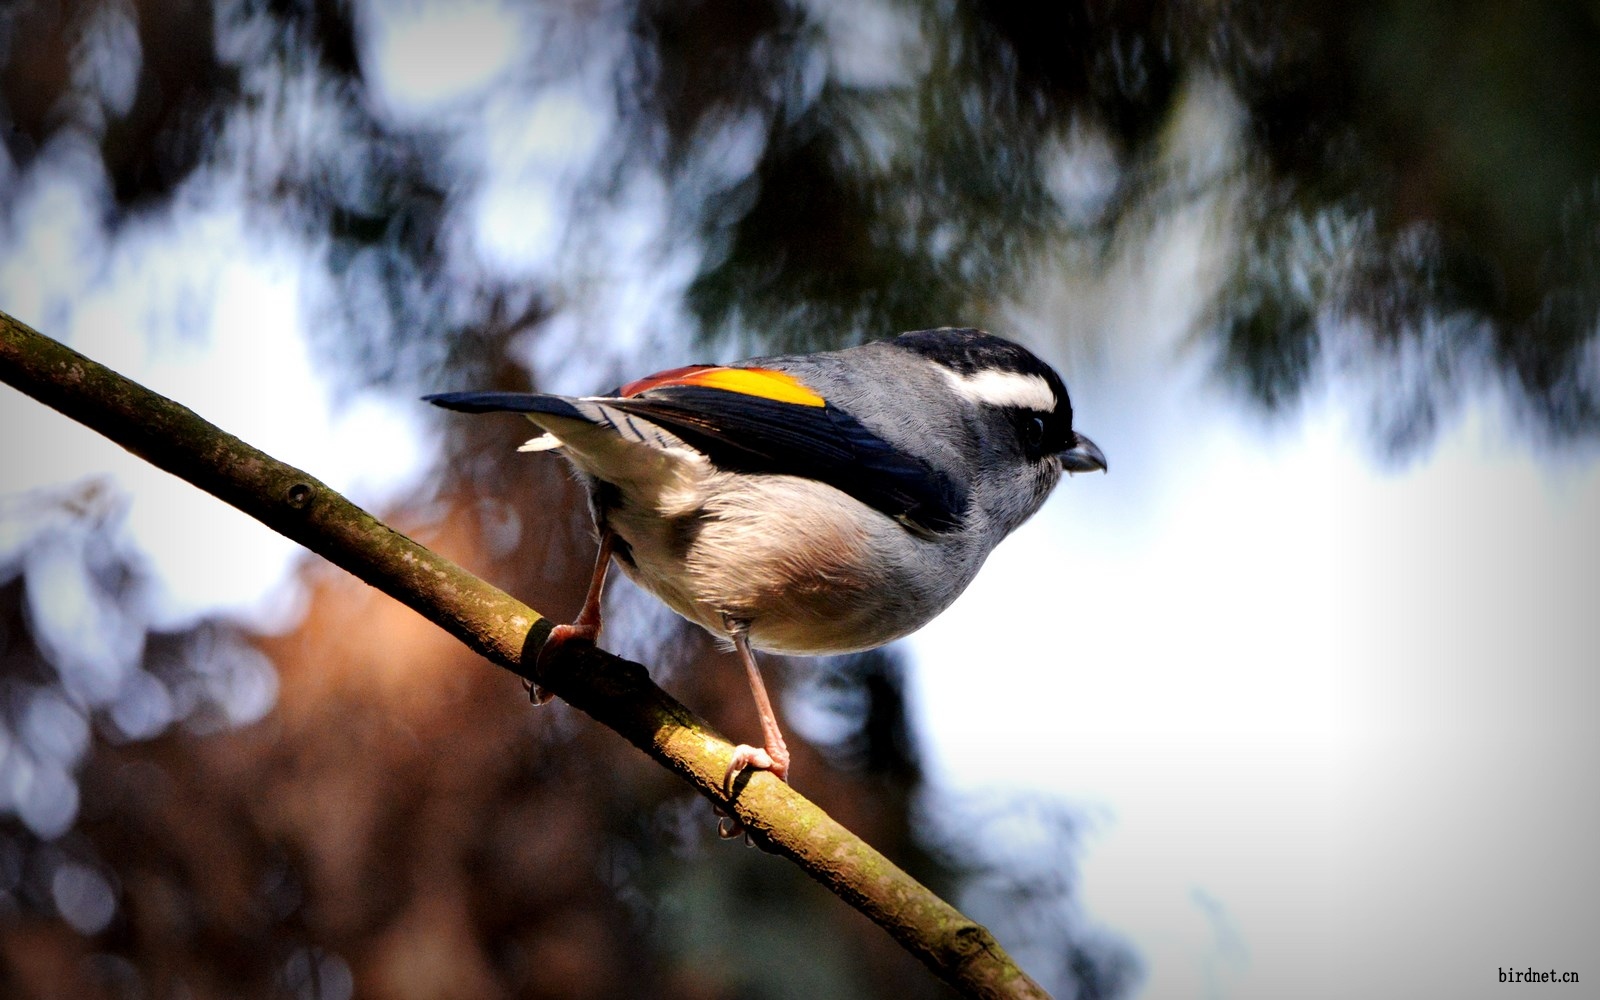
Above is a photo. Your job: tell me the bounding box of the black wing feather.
[607,386,967,534]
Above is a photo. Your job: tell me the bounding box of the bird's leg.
[718,621,791,839]
[529,529,614,705]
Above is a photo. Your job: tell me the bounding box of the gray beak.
[1060,431,1107,475]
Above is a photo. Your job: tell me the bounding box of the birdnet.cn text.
[1499,968,1581,984]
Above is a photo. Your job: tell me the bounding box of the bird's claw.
[722,743,781,796]
[521,677,556,706]
[714,805,751,843]
[528,622,599,705]
[717,743,789,841]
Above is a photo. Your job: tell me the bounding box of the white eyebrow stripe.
[940,368,1056,411]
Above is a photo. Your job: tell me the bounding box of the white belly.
[601,472,973,655]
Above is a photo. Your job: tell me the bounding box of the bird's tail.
[423,391,690,457]
[423,391,584,417]
[423,392,588,452]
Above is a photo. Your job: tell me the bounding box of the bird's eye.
[1024,415,1045,449]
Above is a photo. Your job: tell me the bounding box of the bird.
[426,327,1105,831]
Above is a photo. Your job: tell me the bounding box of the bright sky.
[1,187,433,629]
[3,3,1597,998]
[903,93,1600,992]
[910,381,1600,1000]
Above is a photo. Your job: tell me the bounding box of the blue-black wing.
[606,385,967,535]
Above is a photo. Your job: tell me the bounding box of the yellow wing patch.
[620,365,825,407]
[682,367,825,406]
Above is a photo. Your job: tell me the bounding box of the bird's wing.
[602,366,968,535]
[426,367,969,534]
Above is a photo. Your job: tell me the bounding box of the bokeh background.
[2,1,1598,998]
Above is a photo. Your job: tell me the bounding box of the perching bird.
[427,328,1104,827]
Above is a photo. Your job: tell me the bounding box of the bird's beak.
[1060,431,1107,475]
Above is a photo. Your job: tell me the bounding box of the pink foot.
[723,743,789,793]
[528,622,598,705]
[717,743,791,840]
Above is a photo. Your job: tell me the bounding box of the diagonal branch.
[0,308,1050,1000]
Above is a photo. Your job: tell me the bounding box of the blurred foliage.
[6,0,1600,997]
[9,0,1593,430]
[1213,0,1600,444]
[622,0,1600,442]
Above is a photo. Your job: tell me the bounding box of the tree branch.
[0,308,1051,1000]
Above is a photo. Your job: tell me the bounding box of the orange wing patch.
[618,365,825,407]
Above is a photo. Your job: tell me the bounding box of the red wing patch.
[617,365,716,398]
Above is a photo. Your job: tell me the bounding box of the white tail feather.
[517,433,562,452]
